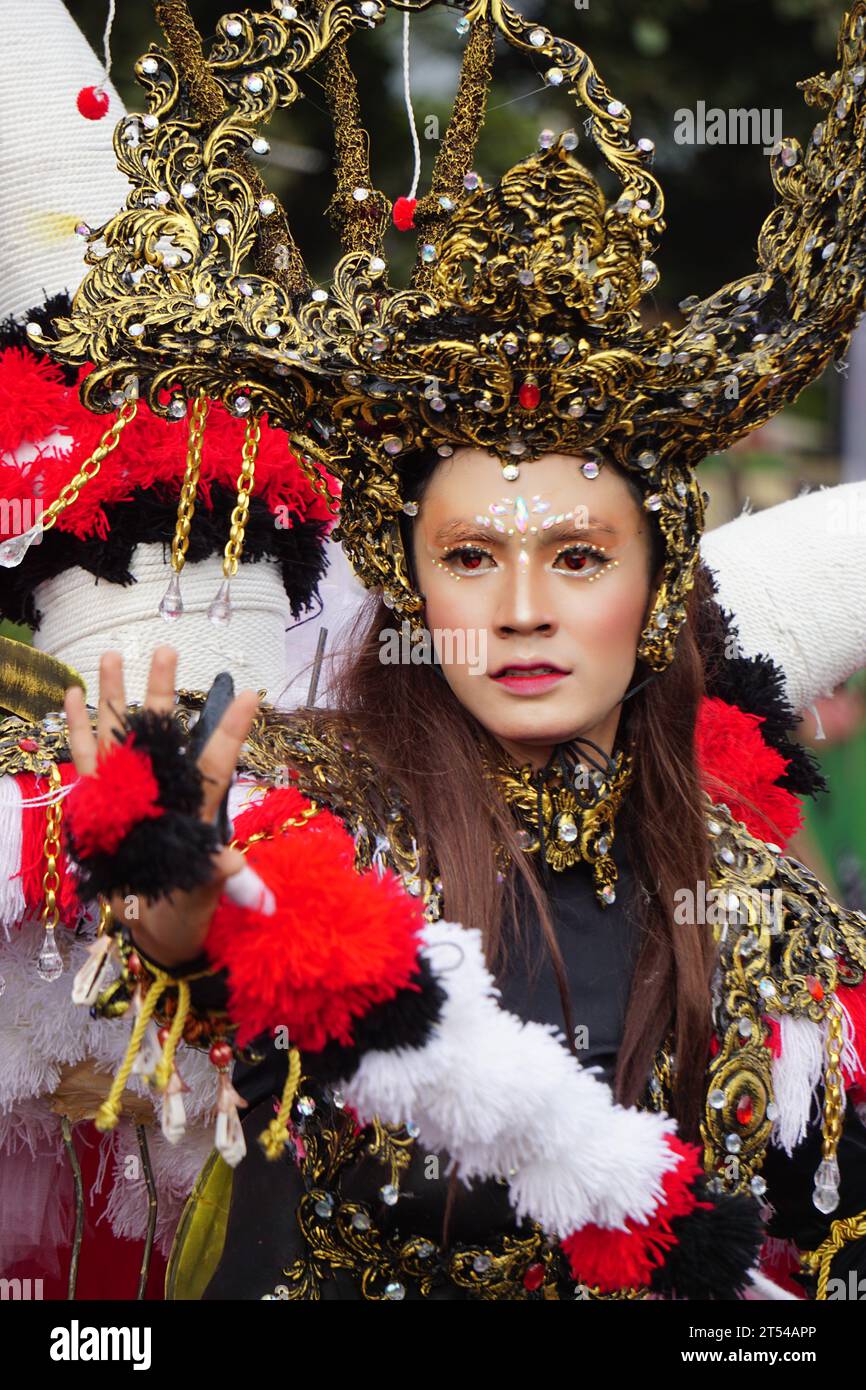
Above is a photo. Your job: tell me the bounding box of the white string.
[95,0,117,95]
[0,784,76,809]
[402,11,422,199]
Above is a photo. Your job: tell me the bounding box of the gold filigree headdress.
[20,0,866,669]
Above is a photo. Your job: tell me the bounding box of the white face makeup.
[411,448,657,770]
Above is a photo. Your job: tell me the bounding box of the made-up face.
[411,448,657,768]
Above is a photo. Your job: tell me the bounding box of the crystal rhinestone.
[750,1175,767,1197]
[813,1158,841,1214]
[766,1101,780,1121]
[360,1,377,15]
[819,942,835,960]
[853,65,865,86]
[252,137,270,155]
[607,100,625,116]
[154,190,171,206]
[402,501,419,516]
[314,1194,334,1218]
[463,171,480,191]
[725,1133,742,1154]
[641,259,658,284]
[473,1254,492,1272]
[601,886,616,905]
[406,1120,420,1137]
[538,128,555,149]
[737,1018,753,1038]
[437,444,454,457]
[208,579,233,625]
[581,459,600,479]
[709,1088,726,1110]
[26,322,43,338]
[226,18,242,35]
[822,242,836,260]
[529,27,546,46]
[193,292,210,309]
[758,977,776,998]
[416,1240,435,1258]
[720,846,735,865]
[180,181,197,198]
[707,819,722,835]
[515,828,533,850]
[380,1183,399,1205]
[214,218,232,235]
[264,322,281,339]
[159,572,184,621]
[438,195,455,211]
[636,450,656,470]
[421,243,437,263]
[297,1095,315,1116]
[645,494,662,511]
[383,435,403,455]
[475,397,492,412]
[351,1211,371,1230]
[551,336,572,356]
[596,835,610,855]
[280,1,298,14]
[384,1282,405,1300]
[658,350,673,366]
[234,395,251,414]
[637,137,655,154]
[517,269,535,287]
[567,400,586,417]
[682,391,699,407]
[142,114,158,131]
[245,74,264,93]
[311,288,329,301]
[141,56,159,75]
[259,198,276,216]
[508,440,526,456]
[127,322,145,337]
[555,813,578,845]
[369,255,386,272]
[455,15,470,34]
[502,463,520,481]
[655,612,668,630]
[352,186,369,200]
[561,129,578,150]
[430,396,446,411]
[780,140,799,167]
[546,67,564,85]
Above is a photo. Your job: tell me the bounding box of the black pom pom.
[650,1187,765,1301]
[118,708,205,815]
[71,814,222,903]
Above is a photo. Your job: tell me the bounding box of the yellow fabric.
[165,1148,234,1300]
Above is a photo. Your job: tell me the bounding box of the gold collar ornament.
[19,0,866,674]
[490,743,633,908]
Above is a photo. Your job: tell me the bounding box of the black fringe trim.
[649,1185,765,1301]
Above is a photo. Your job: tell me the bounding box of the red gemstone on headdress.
[736,1094,753,1126]
[18,738,39,752]
[77,85,110,120]
[523,1261,545,1291]
[806,975,824,1002]
[518,382,541,410]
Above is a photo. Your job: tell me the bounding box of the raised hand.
[64,646,259,967]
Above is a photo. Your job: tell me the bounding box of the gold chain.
[41,762,63,931]
[170,391,208,575]
[222,416,260,578]
[821,997,845,1163]
[41,400,138,533]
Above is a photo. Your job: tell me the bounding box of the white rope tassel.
[0,776,26,933]
[96,0,117,96]
[770,1014,824,1155]
[402,11,422,199]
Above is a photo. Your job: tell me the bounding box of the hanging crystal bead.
[37,926,63,982]
[813,1157,841,1214]
[208,579,233,625]
[0,522,44,567]
[158,572,184,621]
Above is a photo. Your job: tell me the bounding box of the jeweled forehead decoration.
[29,0,866,672]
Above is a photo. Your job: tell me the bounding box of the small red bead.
[157,1026,170,1045]
[736,1094,753,1126]
[392,196,417,231]
[709,1034,720,1057]
[522,1261,545,1291]
[209,1041,234,1068]
[127,952,142,977]
[18,738,39,752]
[77,85,110,120]
[807,975,824,1002]
[518,381,541,410]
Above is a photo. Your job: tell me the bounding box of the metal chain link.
[222,415,260,578]
[170,391,209,574]
[42,399,138,532]
[40,762,63,931]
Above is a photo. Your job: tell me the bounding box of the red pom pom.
[76,85,110,120]
[696,695,802,847]
[206,810,426,1050]
[392,196,417,231]
[65,737,162,856]
[561,1136,707,1291]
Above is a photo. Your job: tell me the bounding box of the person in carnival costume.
[9,0,866,1299]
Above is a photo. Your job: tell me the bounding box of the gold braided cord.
[802,1208,866,1299]
[223,415,260,578]
[259,1048,302,1159]
[41,400,138,533]
[153,978,191,1089]
[95,977,165,1132]
[170,390,208,575]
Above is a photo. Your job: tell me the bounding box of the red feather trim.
[560,1136,707,1291]
[64,737,162,855]
[15,765,81,927]
[0,351,337,539]
[206,804,426,1050]
[696,695,802,848]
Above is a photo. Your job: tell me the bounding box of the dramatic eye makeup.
[432,539,618,582]
[429,500,621,581]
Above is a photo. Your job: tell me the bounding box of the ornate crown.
[18,0,866,668]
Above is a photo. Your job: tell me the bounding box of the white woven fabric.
[33,545,292,704]
[0,0,129,319]
[701,483,866,713]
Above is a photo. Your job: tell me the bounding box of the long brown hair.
[300,462,717,1142]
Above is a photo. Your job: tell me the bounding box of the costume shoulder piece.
[700,802,866,1203]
